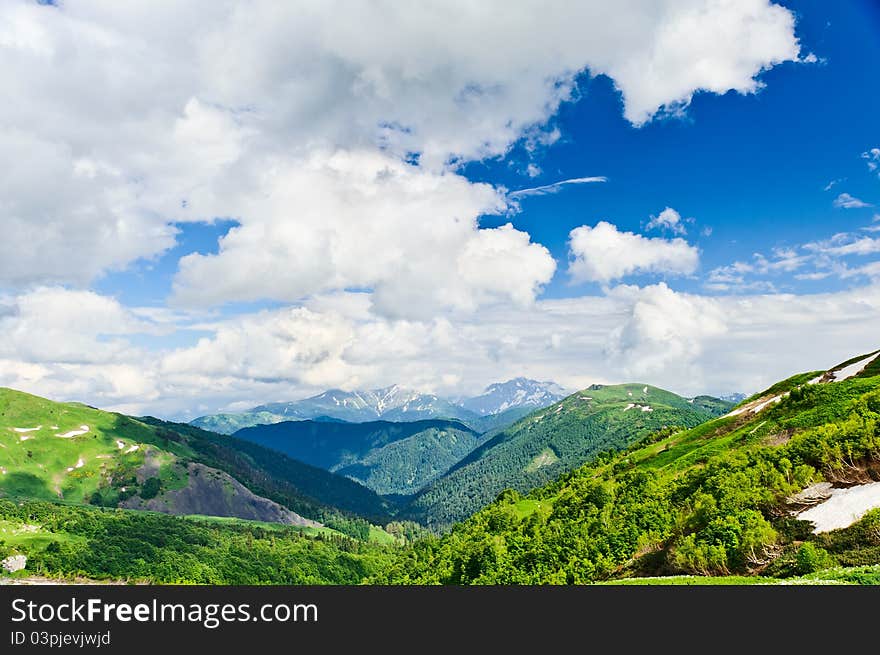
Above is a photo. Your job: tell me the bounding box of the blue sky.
[2,1,880,418]
[475,0,880,297]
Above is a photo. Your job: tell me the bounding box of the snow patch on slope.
[797,482,880,533]
[56,426,89,439]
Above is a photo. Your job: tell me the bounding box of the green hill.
[0,499,393,584]
[139,418,394,526]
[402,384,732,528]
[234,419,483,496]
[0,388,392,536]
[378,350,880,584]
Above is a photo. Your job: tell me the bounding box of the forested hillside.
[403,384,731,528]
[0,499,393,584]
[378,354,880,584]
[234,419,483,495]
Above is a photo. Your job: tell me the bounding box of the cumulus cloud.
[0,287,155,365]
[605,283,727,381]
[0,287,163,411]
[0,0,818,415]
[3,280,880,418]
[568,221,700,284]
[171,150,555,318]
[834,192,872,209]
[0,0,802,309]
[646,207,689,235]
[596,0,801,125]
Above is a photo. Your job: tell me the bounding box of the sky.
[1,0,880,419]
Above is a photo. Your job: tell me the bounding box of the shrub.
[140,477,162,500]
[795,542,834,575]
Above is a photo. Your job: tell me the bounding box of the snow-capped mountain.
[194,379,568,433]
[460,378,567,416]
[253,385,472,423]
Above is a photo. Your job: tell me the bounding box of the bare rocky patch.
[121,462,320,528]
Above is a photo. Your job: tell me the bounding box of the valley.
[2,354,880,585]
[234,419,483,495]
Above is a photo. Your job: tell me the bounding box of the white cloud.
[837,261,880,281]
[0,0,825,415]
[605,283,727,380]
[0,0,802,307]
[803,231,880,267]
[508,176,607,198]
[834,192,872,209]
[0,287,164,410]
[3,280,880,418]
[596,0,801,125]
[568,221,700,284]
[823,179,842,191]
[171,150,555,319]
[862,147,880,174]
[0,287,154,365]
[707,229,880,291]
[646,206,689,235]
[805,235,880,257]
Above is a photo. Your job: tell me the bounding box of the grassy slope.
[0,388,192,505]
[0,388,394,537]
[378,355,880,584]
[403,384,731,528]
[234,419,483,496]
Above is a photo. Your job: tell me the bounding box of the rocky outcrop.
[121,463,320,528]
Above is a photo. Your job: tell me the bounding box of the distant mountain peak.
[195,379,567,434]
[462,378,566,416]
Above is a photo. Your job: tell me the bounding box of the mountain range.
[400,385,733,527]
[0,352,880,584]
[191,378,567,434]
[379,348,880,584]
[231,384,733,525]
[4,348,879,584]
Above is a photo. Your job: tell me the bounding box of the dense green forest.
[402,384,732,528]
[0,500,393,584]
[235,419,483,495]
[378,370,880,584]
